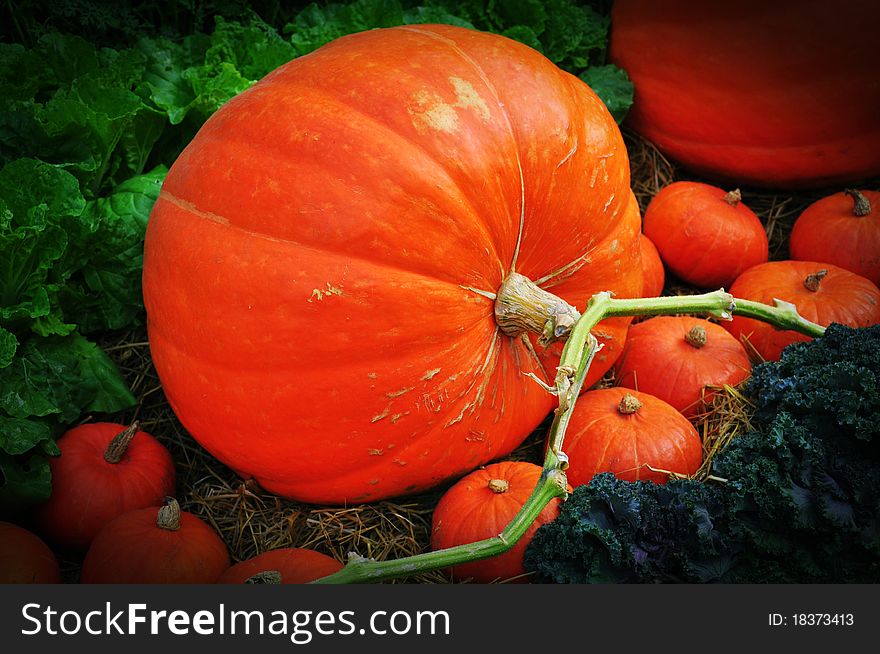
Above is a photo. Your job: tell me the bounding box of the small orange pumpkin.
[35,422,176,551]
[80,498,229,584]
[789,189,880,286]
[430,460,563,583]
[615,317,751,418]
[725,260,880,361]
[0,522,61,584]
[643,182,768,289]
[639,233,665,297]
[216,548,343,584]
[564,387,703,487]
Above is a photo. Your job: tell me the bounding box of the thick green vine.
[311,289,825,584]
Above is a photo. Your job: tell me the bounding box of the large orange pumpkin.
[143,26,642,504]
[609,0,880,188]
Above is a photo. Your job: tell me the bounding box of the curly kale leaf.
[524,474,738,584]
[747,323,880,443]
[526,325,880,584]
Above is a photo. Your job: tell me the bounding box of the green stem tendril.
[311,290,824,584]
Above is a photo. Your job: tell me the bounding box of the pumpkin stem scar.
[494,271,581,346]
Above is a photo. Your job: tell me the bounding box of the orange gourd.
[790,190,880,286]
[564,388,703,487]
[430,461,563,583]
[615,317,751,418]
[143,25,642,504]
[643,182,768,289]
[216,548,343,584]
[639,233,665,297]
[34,422,176,551]
[725,261,880,361]
[609,0,880,188]
[0,522,61,584]
[80,498,229,584]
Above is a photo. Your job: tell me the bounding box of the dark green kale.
[525,324,880,583]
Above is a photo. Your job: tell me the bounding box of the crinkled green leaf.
[541,1,609,69]
[0,416,56,456]
[0,333,135,422]
[61,165,166,332]
[286,0,406,56]
[579,64,634,124]
[136,33,212,125]
[0,327,17,368]
[488,0,547,34]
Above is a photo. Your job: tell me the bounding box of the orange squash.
[430,461,563,583]
[790,190,880,286]
[143,25,642,504]
[643,182,768,289]
[216,548,343,584]
[609,0,880,188]
[34,422,176,551]
[639,233,665,297]
[725,261,880,361]
[0,522,61,584]
[615,317,751,418]
[80,498,229,584]
[564,387,703,487]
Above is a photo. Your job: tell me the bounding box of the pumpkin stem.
[684,324,708,348]
[618,393,643,414]
[803,269,827,292]
[245,570,283,584]
[156,497,181,531]
[487,478,509,494]
[494,272,581,346]
[103,421,139,464]
[723,189,742,207]
[844,189,871,217]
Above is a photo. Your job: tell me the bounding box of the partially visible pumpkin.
[80,498,229,584]
[143,24,642,505]
[639,233,665,297]
[0,522,61,584]
[789,190,880,286]
[430,461,564,583]
[609,0,880,188]
[35,422,176,551]
[564,388,703,487]
[643,182,768,289]
[725,261,880,361]
[615,317,751,418]
[216,548,343,584]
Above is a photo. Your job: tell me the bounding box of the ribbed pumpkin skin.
[725,261,880,361]
[643,182,768,289]
[610,0,880,188]
[564,388,703,486]
[789,191,880,286]
[35,423,176,551]
[615,317,751,418]
[0,522,61,584]
[143,25,641,504]
[430,461,563,583]
[81,506,230,584]
[216,548,343,584]
[639,233,665,297]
